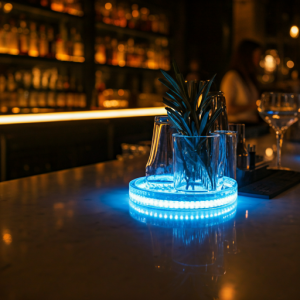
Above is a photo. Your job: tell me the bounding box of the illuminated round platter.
[129,176,237,210]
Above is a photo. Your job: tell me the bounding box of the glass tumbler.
[213,130,237,180]
[228,123,248,169]
[146,116,176,188]
[173,134,220,192]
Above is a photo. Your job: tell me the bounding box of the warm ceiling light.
[290,25,299,38]
[287,60,294,68]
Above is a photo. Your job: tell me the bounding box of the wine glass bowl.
[258,92,299,170]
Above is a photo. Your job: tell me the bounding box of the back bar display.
[0,1,171,115]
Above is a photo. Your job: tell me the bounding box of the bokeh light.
[290,25,299,38]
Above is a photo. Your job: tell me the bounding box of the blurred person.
[221,40,262,123]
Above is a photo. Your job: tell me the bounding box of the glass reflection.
[129,201,238,299]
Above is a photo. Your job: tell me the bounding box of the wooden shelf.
[96,22,170,40]
[11,1,83,21]
[0,54,85,67]
[96,63,166,73]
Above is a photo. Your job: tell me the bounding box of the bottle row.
[0,67,86,111]
[93,88,163,109]
[95,1,169,35]
[0,67,84,93]
[13,0,84,16]
[0,91,86,112]
[95,36,170,70]
[0,17,85,62]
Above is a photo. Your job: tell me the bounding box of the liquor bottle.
[118,5,127,28]
[140,7,150,31]
[128,4,140,29]
[8,73,18,107]
[126,38,134,67]
[67,28,75,60]
[19,18,29,55]
[3,23,10,54]
[32,67,41,90]
[117,42,125,67]
[28,22,39,57]
[105,36,112,65]
[112,4,120,26]
[0,22,6,53]
[95,0,102,22]
[59,23,69,61]
[37,69,47,107]
[16,71,28,107]
[103,2,112,24]
[8,20,19,55]
[151,15,159,33]
[63,75,72,107]
[47,26,55,59]
[73,32,84,62]
[0,75,7,110]
[111,39,118,65]
[56,75,66,107]
[55,33,64,60]
[95,70,105,108]
[39,25,49,57]
[48,68,57,107]
[95,37,106,64]
[125,6,132,28]
[67,74,74,108]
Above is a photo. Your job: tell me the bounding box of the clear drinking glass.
[228,123,248,169]
[146,116,176,188]
[210,92,229,131]
[213,130,237,180]
[258,92,299,170]
[173,134,221,192]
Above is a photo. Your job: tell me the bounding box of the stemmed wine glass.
[258,92,299,170]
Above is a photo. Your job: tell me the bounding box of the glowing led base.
[129,176,237,210]
[129,201,237,228]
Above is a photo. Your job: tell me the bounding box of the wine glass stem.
[276,131,283,168]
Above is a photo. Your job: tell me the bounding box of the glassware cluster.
[146,115,237,193]
[130,93,237,211]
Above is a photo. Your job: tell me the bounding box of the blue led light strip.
[129,190,237,209]
[129,176,238,210]
[129,201,237,228]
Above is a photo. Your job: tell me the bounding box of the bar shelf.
[96,63,167,72]
[0,53,85,66]
[96,22,170,40]
[10,1,84,21]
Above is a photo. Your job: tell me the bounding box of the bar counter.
[1,145,300,299]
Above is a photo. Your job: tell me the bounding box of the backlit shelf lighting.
[0,107,166,125]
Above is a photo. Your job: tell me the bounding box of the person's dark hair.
[229,39,261,90]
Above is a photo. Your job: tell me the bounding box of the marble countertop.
[1,144,300,300]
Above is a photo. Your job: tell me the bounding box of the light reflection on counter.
[129,202,238,299]
[0,107,166,125]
